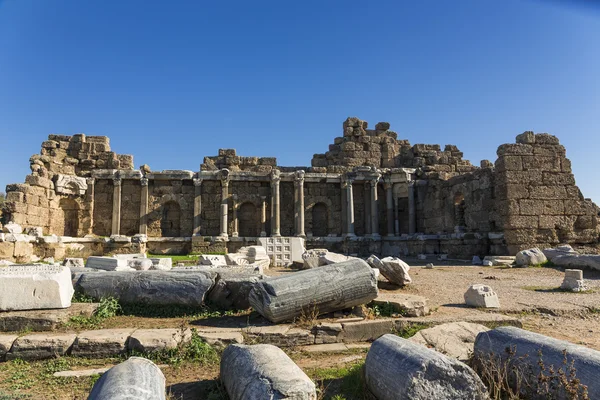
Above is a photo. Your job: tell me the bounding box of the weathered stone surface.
[207,271,265,310]
[515,247,547,267]
[88,357,166,400]
[249,259,378,323]
[313,323,343,344]
[221,344,317,400]
[366,255,411,286]
[320,251,356,265]
[72,328,135,357]
[0,334,17,360]
[128,328,190,353]
[63,257,84,268]
[75,271,215,306]
[2,222,22,234]
[560,269,588,292]
[6,333,77,360]
[372,293,430,317]
[552,254,600,271]
[196,331,244,346]
[149,258,172,271]
[0,303,97,332]
[0,265,74,311]
[475,326,600,399]
[464,284,499,308]
[258,237,305,267]
[410,322,489,361]
[365,334,488,400]
[127,258,153,271]
[241,325,314,347]
[341,319,394,343]
[543,244,577,261]
[85,256,133,271]
[301,248,328,269]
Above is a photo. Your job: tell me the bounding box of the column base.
[296,233,306,238]
[232,233,239,238]
[218,233,229,240]
[260,231,266,237]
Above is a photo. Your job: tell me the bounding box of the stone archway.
[161,201,181,237]
[238,202,260,237]
[311,202,329,237]
[59,198,79,237]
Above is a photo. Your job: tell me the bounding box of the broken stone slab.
[0,334,17,361]
[409,322,489,361]
[515,247,547,267]
[242,325,314,347]
[199,254,227,266]
[149,258,172,271]
[88,357,166,400]
[464,284,500,308]
[0,265,74,311]
[320,251,357,265]
[2,222,22,234]
[85,256,134,271]
[127,258,153,271]
[197,331,244,347]
[543,244,577,261]
[113,253,147,260]
[301,248,329,269]
[483,255,515,266]
[54,367,112,378]
[552,254,600,271]
[6,332,77,361]
[75,271,215,306]
[364,334,488,400]
[63,258,84,268]
[341,319,394,343]
[366,255,411,286]
[474,326,600,399]
[560,269,588,292]
[128,328,191,353]
[301,343,349,353]
[221,344,316,400]
[72,328,136,358]
[207,271,265,310]
[372,293,430,317]
[313,323,343,344]
[249,259,378,323]
[0,302,98,332]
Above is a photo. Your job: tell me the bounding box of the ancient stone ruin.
[2,117,599,262]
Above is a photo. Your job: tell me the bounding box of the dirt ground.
[2,263,600,399]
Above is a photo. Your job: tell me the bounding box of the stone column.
[408,181,416,234]
[294,170,305,237]
[139,177,149,235]
[192,178,202,236]
[340,178,347,236]
[260,196,267,237]
[232,194,239,238]
[220,171,230,238]
[385,182,394,237]
[370,178,380,238]
[343,175,355,237]
[270,170,281,237]
[111,177,122,236]
[86,178,95,235]
[364,183,371,235]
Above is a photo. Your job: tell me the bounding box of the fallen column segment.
[249,259,378,323]
[221,343,316,400]
[364,334,488,400]
[88,356,166,400]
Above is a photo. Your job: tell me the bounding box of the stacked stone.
[201,149,278,173]
[494,132,600,254]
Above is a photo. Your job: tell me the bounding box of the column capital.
[86,177,95,185]
[140,177,149,186]
[113,177,122,186]
[193,178,203,186]
[294,170,305,185]
[219,168,230,187]
[271,169,281,186]
[341,173,355,188]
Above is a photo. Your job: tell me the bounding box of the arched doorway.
[161,201,181,237]
[238,202,260,237]
[312,202,328,237]
[59,198,79,237]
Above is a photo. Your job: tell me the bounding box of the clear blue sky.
[1,0,599,202]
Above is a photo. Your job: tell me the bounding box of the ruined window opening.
[312,202,328,237]
[160,201,181,237]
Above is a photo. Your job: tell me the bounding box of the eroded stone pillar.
[220,171,230,238]
[343,176,355,237]
[270,170,281,237]
[408,181,416,234]
[385,182,394,237]
[111,177,122,236]
[86,178,95,235]
[232,194,239,238]
[139,177,149,235]
[193,178,202,236]
[370,178,380,238]
[260,196,267,237]
[294,170,305,237]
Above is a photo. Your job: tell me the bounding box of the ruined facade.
[2,117,599,258]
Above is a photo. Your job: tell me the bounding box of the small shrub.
[67,296,121,328]
[135,329,219,366]
[366,302,397,318]
[393,323,428,339]
[293,302,320,329]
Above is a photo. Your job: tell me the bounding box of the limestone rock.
[410,322,489,361]
[515,248,547,267]
[75,271,215,306]
[372,293,430,317]
[552,254,600,271]
[25,227,43,237]
[149,258,172,271]
[475,326,600,399]
[63,258,84,268]
[366,255,411,286]
[221,344,317,400]
[85,256,134,271]
[543,244,577,261]
[6,333,77,360]
[0,334,17,360]
[320,251,356,265]
[2,222,22,234]
[364,334,488,400]
[127,258,153,271]
[464,284,499,308]
[425,263,434,269]
[560,269,588,292]
[88,357,166,400]
[128,328,191,353]
[249,259,378,323]
[0,265,74,311]
[301,248,329,269]
[72,328,135,357]
[207,271,265,310]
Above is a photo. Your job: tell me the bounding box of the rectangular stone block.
[504,215,538,229]
[6,333,76,361]
[519,199,564,216]
[565,269,583,280]
[542,172,575,186]
[258,237,305,267]
[85,256,133,271]
[341,320,394,343]
[72,328,135,358]
[0,265,74,311]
